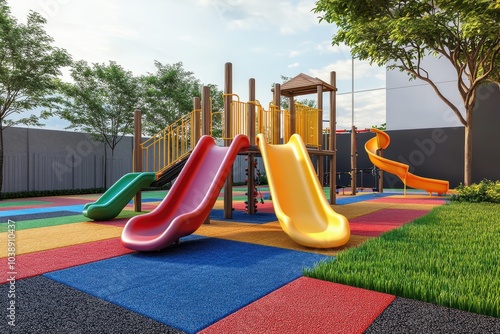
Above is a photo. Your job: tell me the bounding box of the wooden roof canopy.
[279,73,337,97]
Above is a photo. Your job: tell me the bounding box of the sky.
[7,0,387,131]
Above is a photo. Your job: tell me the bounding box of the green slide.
[83,172,157,221]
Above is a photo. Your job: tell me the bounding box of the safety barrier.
[140,96,321,175]
[140,110,200,174]
[284,102,320,147]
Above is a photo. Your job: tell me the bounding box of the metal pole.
[247,78,256,214]
[223,63,233,219]
[329,71,337,204]
[133,108,142,212]
[351,57,357,195]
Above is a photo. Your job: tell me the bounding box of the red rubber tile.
[349,208,430,236]
[200,277,395,334]
[369,197,447,205]
[0,238,133,283]
[349,223,405,237]
[351,208,430,224]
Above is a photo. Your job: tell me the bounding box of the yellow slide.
[256,134,350,248]
[365,128,449,195]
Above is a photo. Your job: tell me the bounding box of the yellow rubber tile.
[0,222,122,257]
[332,202,395,219]
[195,220,372,257]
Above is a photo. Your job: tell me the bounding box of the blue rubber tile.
[209,209,277,224]
[336,193,393,205]
[0,205,84,217]
[0,210,80,223]
[45,237,329,334]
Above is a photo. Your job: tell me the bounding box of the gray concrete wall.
[1,128,249,193]
[2,127,133,192]
[334,84,500,189]
[3,83,498,194]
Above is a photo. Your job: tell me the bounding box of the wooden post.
[201,87,212,224]
[273,83,281,144]
[329,72,337,204]
[288,96,294,143]
[378,149,384,193]
[223,63,233,219]
[316,84,324,188]
[201,86,211,137]
[247,78,256,214]
[193,97,201,143]
[351,125,357,195]
[133,108,142,212]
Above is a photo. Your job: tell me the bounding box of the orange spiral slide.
[365,128,449,195]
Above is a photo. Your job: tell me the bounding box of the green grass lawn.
[304,202,500,318]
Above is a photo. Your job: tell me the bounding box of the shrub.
[451,179,500,203]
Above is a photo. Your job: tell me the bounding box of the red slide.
[121,135,250,251]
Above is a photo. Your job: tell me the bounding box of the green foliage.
[304,202,500,318]
[0,1,71,196]
[451,179,500,203]
[141,61,224,135]
[313,0,500,186]
[312,0,500,115]
[371,123,386,130]
[56,60,141,150]
[0,2,72,128]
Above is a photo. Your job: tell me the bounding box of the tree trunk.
[463,108,473,186]
[103,144,108,189]
[110,147,115,186]
[0,123,3,198]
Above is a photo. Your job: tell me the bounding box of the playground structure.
[334,127,383,195]
[365,128,449,195]
[83,63,352,250]
[135,63,340,215]
[82,62,450,250]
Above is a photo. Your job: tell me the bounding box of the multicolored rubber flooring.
[1,188,499,333]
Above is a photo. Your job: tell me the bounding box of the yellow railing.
[210,111,224,139]
[140,110,200,174]
[223,94,283,144]
[257,102,281,144]
[284,102,320,147]
[139,97,320,175]
[229,98,249,139]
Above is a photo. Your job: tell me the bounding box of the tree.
[0,2,71,195]
[142,61,196,135]
[313,0,500,185]
[56,60,141,187]
[141,61,224,136]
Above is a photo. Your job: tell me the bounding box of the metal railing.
[284,102,320,147]
[138,98,321,175]
[140,110,200,174]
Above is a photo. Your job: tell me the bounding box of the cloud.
[7,0,387,131]
[314,41,351,57]
[336,90,386,130]
[201,0,319,35]
[308,59,386,89]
